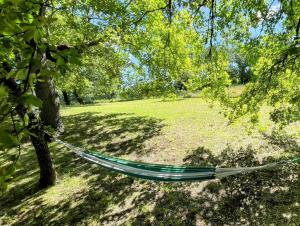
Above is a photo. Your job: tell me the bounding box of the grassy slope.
[1,90,299,225]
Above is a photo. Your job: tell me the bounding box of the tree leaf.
[23,28,35,41]
[16,69,28,80]
[0,130,19,147]
[21,94,43,108]
[56,57,65,66]
[0,85,8,99]
[33,29,41,43]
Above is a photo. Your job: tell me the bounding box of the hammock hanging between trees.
[56,139,300,182]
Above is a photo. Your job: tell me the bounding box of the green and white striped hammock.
[56,139,299,182]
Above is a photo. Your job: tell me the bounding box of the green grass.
[1,91,299,225]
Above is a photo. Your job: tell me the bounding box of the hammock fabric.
[56,139,300,182]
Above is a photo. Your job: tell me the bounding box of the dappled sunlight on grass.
[60,97,299,163]
[1,97,299,225]
[60,112,164,158]
[43,175,89,206]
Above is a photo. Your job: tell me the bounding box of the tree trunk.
[62,90,70,105]
[36,76,64,133]
[73,89,84,104]
[30,127,56,188]
[2,67,56,189]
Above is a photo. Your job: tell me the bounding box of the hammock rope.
[55,139,299,182]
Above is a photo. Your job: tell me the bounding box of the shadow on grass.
[0,112,299,225]
[261,130,300,153]
[0,112,165,225]
[131,145,299,226]
[60,112,165,155]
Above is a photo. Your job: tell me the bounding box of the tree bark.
[30,127,56,188]
[73,89,84,104]
[2,75,56,188]
[62,90,70,105]
[36,76,64,133]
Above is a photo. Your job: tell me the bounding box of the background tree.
[228,53,253,84]
[56,46,126,104]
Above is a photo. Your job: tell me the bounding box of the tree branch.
[132,3,171,25]
[124,0,134,9]
[295,17,300,42]
[22,48,36,94]
[208,0,215,59]
[192,0,208,18]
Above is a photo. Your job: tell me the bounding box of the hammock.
[56,139,299,182]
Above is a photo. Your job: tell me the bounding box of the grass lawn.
[1,91,299,225]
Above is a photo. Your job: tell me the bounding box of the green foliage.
[56,46,126,102]
[228,53,253,84]
[21,94,43,108]
[162,93,177,102]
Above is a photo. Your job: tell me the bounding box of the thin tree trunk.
[30,127,56,188]
[73,89,84,104]
[62,90,70,105]
[2,76,56,188]
[30,76,59,188]
[36,76,64,133]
